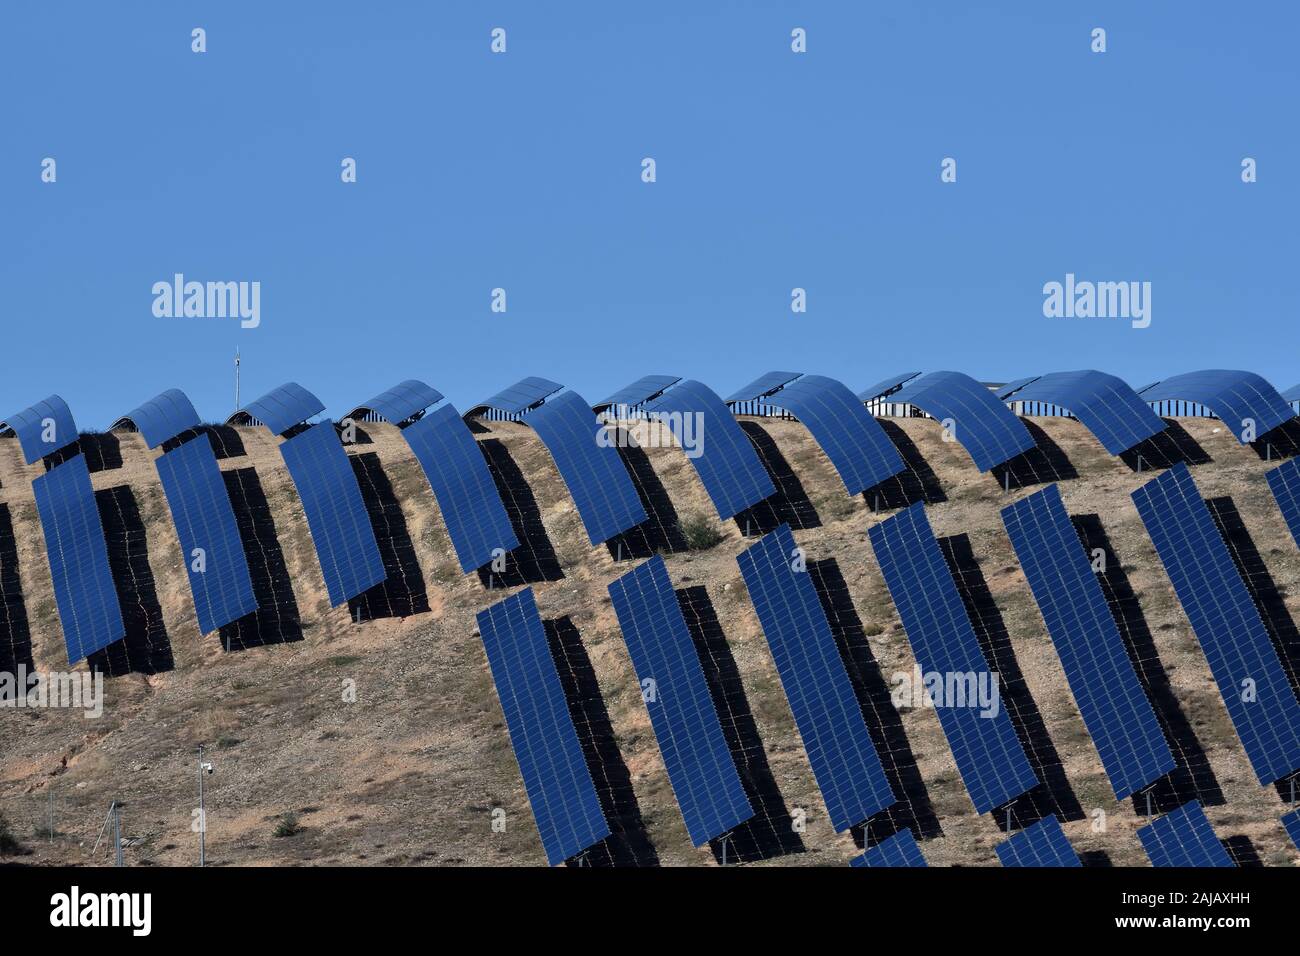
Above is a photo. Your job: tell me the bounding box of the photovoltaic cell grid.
[348,379,444,424]
[1282,809,1300,849]
[1266,458,1300,550]
[469,376,564,417]
[154,437,257,633]
[995,815,1081,868]
[236,382,325,435]
[996,376,1041,400]
[401,403,518,573]
[279,421,386,606]
[32,454,125,663]
[889,371,1037,471]
[1132,463,1300,785]
[645,379,775,520]
[1001,485,1175,799]
[1003,370,1166,455]
[850,829,928,868]
[868,503,1039,814]
[476,588,610,865]
[1140,370,1295,441]
[764,374,905,497]
[524,390,646,545]
[607,556,753,845]
[736,525,897,831]
[1,394,79,463]
[856,371,921,404]
[115,388,201,448]
[725,371,803,403]
[1137,801,1234,867]
[593,375,682,412]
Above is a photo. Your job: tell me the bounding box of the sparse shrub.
[216,737,240,749]
[680,513,725,551]
[0,811,25,855]
[273,812,301,838]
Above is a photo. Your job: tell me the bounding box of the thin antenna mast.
[234,348,241,412]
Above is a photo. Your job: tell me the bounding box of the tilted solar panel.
[1137,801,1233,867]
[114,388,201,448]
[235,382,325,435]
[476,588,610,865]
[468,376,564,417]
[608,556,753,845]
[1001,485,1175,799]
[645,380,775,520]
[593,375,682,412]
[347,380,444,424]
[1132,463,1300,785]
[724,371,803,404]
[1284,384,1300,404]
[856,372,922,404]
[736,525,897,830]
[1,394,79,463]
[1004,370,1166,455]
[996,376,1041,400]
[32,454,125,663]
[850,829,928,868]
[995,815,1081,868]
[765,374,906,496]
[401,403,518,573]
[868,503,1039,813]
[525,390,647,545]
[1140,370,1295,441]
[1282,809,1300,849]
[154,437,258,633]
[279,421,386,606]
[1266,458,1300,550]
[888,371,1036,471]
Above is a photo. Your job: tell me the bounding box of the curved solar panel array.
[1266,458,1300,550]
[1132,463,1300,785]
[856,371,921,404]
[593,375,682,414]
[229,382,326,435]
[1000,370,1166,455]
[0,394,79,463]
[1002,485,1175,799]
[1137,801,1233,867]
[850,829,928,868]
[465,376,563,418]
[476,588,610,865]
[995,816,1081,868]
[724,371,803,403]
[112,389,202,448]
[346,380,445,424]
[868,503,1039,814]
[1284,384,1300,404]
[644,379,775,520]
[608,556,753,845]
[1139,370,1295,442]
[736,525,897,831]
[886,371,1036,472]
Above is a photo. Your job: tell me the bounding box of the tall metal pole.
[198,744,206,867]
[234,349,241,413]
[113,803,123,867]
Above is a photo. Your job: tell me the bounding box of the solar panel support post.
[197,744,208,867]
[114,803,124,867]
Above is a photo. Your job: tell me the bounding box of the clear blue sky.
[2,2,1297,428]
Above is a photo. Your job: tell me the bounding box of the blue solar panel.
[868,503,1039,813]
[856,372,922,404]
[32,454,125,663]
[476,588,610,865]
[235,382,325,435]
[996,815,1081,867]
[593,375,682,412]
[114,389,201,448]
[888,371,1037,471]
[1001,485,1175,799]
[154,437,257,633]
[608,556,753,845]
[279,421,386,606]
[736,525,897,830]
[1,394,79,463]
[469,376,564,417]
[348,380,444,424]
[645,380,775,520]
[1137,801,1233,867]
[1282,809,1300,848]
[850,829,928,868]
[765,375,906,496]
[401,403,518,573]
[996,376,1042,400]
[1266,458,1300,550]
[1132,463,1300,785]
[1284,384,1300,404]
[724,371,803,403]
[1140,370,1295,440]
[1004,370,1167,454]
[525,390,646,545]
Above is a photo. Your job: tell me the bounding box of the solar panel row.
[1,394,79,463]
[1266,457,1300,550]
[868,503,1039,814]
[233,382,325,435]
[995,815,1081,867]
[608,556,753,845]
[850,829,928,868]
[1140,370,1295,441]
[469,376,563,417]
[1136,800,1234,867]
[1132,463,1300,785]
[856,371,922,404]
[348,379,444,424]
[593,375,682,413]
[476,588,610,865]
[724,371,803,403]
[888,371,1036,471]
[114,389,201,448]
[1002,370,1166,455]
[736,524,897,831]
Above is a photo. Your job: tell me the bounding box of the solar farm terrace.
[3,367,1300,868]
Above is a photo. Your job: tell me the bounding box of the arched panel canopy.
[345,380,444,425]
[226,382,325,435]
[1000,370,1166,455]
[112,388,202,448]
[885,371,1036,472]
[0,394,79,463]
[1139,370,1295,442]
[464,376,563,419]
[593,375,682,414]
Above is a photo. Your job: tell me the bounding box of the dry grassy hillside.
[1,412,1299,867]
